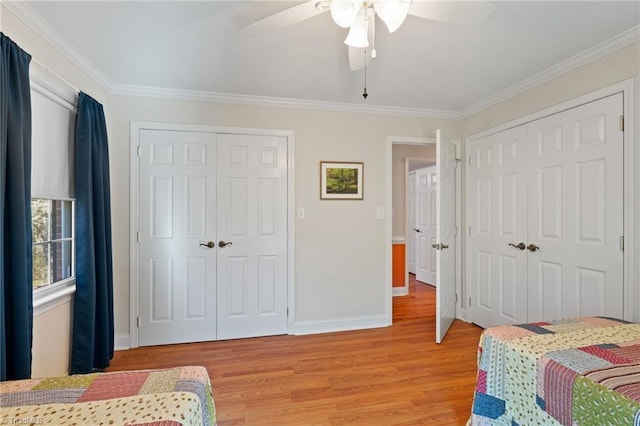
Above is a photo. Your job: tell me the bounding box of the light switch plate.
[376,207,384,219]
[297,208,305,219]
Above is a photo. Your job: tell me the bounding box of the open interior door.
[435,129,457,343]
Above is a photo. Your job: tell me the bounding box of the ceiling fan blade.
[408,0,496,24]
[240,1,328,36]
[348,47,372,71]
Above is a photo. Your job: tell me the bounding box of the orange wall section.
[392,243,405,287]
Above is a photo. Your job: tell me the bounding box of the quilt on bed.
[470,317,640,425]
[0,366,216,426]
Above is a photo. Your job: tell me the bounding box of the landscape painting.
[320,161,364,200]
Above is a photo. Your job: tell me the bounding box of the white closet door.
[216,134,289,340]
[469,126,529,328]
[469,93,624,329]
[138,130,289,346]
[526,93,624,322]
[138,130,218,346]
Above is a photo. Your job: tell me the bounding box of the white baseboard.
[392,287,408,297]
[293,315,389,335]
[115,334,130,351]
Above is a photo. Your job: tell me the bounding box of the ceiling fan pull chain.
[363,48,368,99]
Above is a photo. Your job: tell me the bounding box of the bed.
[0,365,216,426]
[469,317,640,425]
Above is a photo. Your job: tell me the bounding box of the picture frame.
[320,161,364,200]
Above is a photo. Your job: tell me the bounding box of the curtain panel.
[0,33,33,381]
[71,92,114,374]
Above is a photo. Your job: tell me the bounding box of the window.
[32,199,74,289]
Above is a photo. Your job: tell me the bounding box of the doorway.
[388,137,435,298]
[387,134,462,342]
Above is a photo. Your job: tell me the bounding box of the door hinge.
[137,231,140,243]
[286,307,289,317]
[469,297,472,307]
[454,226,458,236]
[137,145,142,157]
[468,155,472,166]
[455,293,458,304]
[620,236,624,251]
[620,116,624,132]
[468,226,472,237]
[136,316,140,328]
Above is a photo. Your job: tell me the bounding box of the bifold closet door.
[526,93,624,322]
[469,93,624,328]
[138,130,218,346]
[469,126,529,328]
[138,130,289,346]
[215,133,288,340]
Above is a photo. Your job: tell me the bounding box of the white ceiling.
[20,1,640,114]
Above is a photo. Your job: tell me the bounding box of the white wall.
[109,96,459,336]
[461,41,640,322]
[2,5,111,376]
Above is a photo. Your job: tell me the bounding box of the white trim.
[287,134,296,335]
[461,25,640,117]
[465,78,637,324]
[129,123,140,348]
[4,1,113,92]
[622,78,638,322]
[114,334,130,351]
[129,121,295,348]
[452,139,465,322]
[293,315,389,335]
[112,84,458,119]
[33,279,75,317]
[393,287,408,297]
[392,236,405,244]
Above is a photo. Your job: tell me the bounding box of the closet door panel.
[469,127,528,328]
[526,93,623,322]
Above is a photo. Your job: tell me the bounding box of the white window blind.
[30,64,77,200]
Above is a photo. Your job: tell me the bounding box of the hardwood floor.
[109,276,484,425]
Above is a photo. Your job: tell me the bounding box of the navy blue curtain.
[71,92,114,374]
[0,33,33,381]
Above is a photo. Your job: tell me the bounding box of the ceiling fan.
[241,0,496,71]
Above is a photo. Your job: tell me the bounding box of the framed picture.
[320,161,364,200]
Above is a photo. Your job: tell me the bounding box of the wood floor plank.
[109,276,484,425]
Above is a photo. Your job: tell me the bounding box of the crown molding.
[4,1,113,92]
[110,84,460,119]
[460,25,640,118]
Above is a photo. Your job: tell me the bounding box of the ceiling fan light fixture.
[344,7,369,47]
[374,0,410,33]
[330,0,360,28]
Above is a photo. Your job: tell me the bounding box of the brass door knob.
[508,242,526,250]
[218,240,233,248]
[199,241,215,249]
[527,243,540,252]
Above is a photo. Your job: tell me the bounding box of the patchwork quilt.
[469,317,640,425]
[0,366,216,426]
